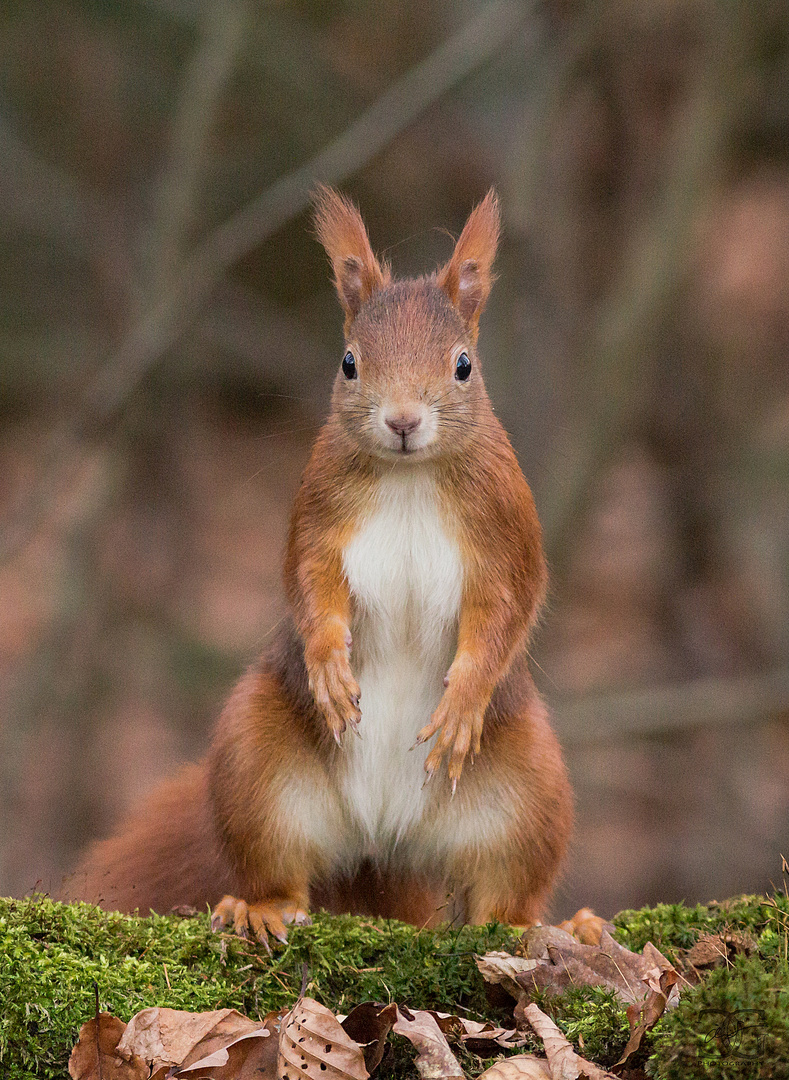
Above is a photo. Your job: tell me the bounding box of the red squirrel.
[68,188,573,945]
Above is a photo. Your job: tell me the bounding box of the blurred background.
[1,0,788,920]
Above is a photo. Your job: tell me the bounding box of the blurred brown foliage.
[1,0,788,917]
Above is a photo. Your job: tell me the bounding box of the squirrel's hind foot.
[210,894,312,951]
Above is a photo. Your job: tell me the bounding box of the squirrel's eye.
[455,351,471,381]
[342,351,357,379]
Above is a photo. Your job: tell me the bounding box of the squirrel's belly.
[338,472,463,862]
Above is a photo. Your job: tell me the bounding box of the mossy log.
[1,894,787,1079]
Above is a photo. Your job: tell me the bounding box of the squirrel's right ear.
[313,186,387,327]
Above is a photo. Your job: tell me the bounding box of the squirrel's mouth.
[372,439,431,461]
[378,433,433,458]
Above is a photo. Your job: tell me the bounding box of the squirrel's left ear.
[437,189,500,336]
[313,186,388,329]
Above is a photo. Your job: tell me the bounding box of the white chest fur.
[338,470,463,858]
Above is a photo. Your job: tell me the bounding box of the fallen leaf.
[513,994,532,1033]
[115,997,248,1075]
[517,930,678,1009]
[476,952,540,998]
[523,1003,617,1080]
[478,924,683,1071]
[518,926,578,962]
[341,1002,398,1073]
[177,1033,276,1079]
[614,967,678,1072]
[174,1020,280,1079]
[477,1056,551,1079]
[279,997,369,1080]
[177,1010,273,1068]
[393,1006,464,1079]
[411,1013,529,1056]
[68,1013,146,1080]
[686,930,756,969]
[428,1011,466,1039]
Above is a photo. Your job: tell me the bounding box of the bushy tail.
[63,762,237,915]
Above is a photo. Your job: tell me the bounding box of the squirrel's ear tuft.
[437,189,500,335]
[313,186,387,326]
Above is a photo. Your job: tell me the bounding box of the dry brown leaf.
[516,930,679,1009]
[614,967,678,1072]
[453,1018,529,1055]
[523,1003,617,1080]
[460,1022,525,1046]
[686,930,756,969]
[476,952,540,998]
[416,1013,528,1056]
[513,993,532,1033]
[428,1011,466,1039]
[177,1033,277,1079]
[548,930,648,1003]
[518,926,578,961]
[175,1009,274,1070]
[480,928,683,1075]
[477,1055,551,1079]
[68,1013,147,1080]
[117,1007,250,1078]
[279,997,369,1080]
[341,1002,398,1074]
[174,1025,279,1079]
[392,1006,464,1079]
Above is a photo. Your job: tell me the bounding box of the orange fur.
[66,190,572,936]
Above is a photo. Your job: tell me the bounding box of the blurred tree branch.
[539,13,749,576]
[555,668,789,746]
[0,0,534,566]
[151,1,250,286]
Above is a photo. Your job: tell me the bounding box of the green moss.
[650,956,789,1079]
[525,985,629,1067]
[613,895,789,1078]
[613,893,789,964]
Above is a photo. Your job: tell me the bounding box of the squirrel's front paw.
[307,652,361,744]
[416,698,484,791]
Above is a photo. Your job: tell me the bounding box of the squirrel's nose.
[385,413,421,437]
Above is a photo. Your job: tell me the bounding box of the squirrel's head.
[313,186,500,462]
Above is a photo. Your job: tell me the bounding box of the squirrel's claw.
[413,719,438,747]
[211,895,311,953]
[422,697,485,788]
[307,648,362,745]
